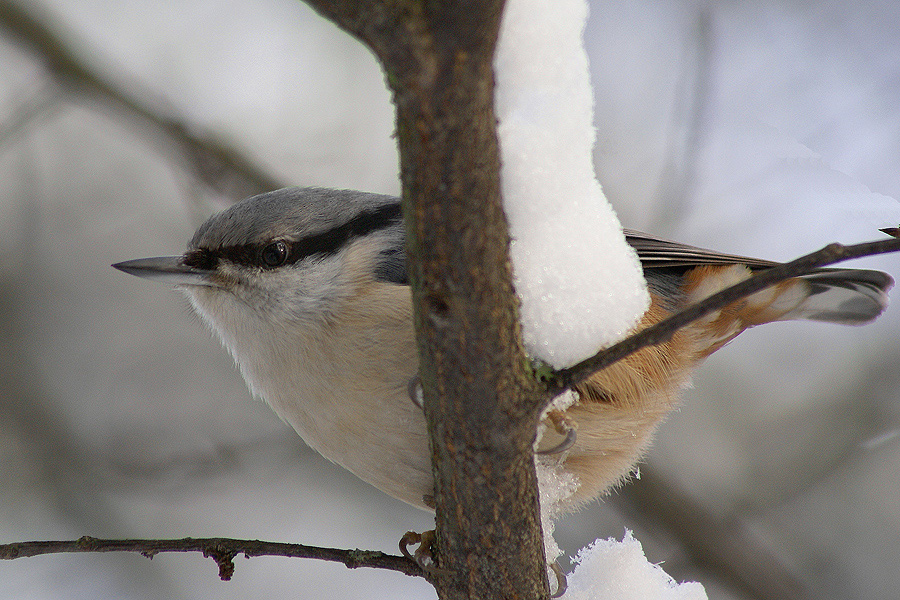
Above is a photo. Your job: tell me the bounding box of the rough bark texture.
[302,2,551,599]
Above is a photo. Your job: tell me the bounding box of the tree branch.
[0,536,423,580]
[303,3,551,600]
[548,235,900,397]
[615,468,813,600]
[0,0,284,198]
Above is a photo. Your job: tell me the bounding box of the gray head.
[186,187,406,281]
[113,187,408,324]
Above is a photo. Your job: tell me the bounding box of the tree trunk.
[301,2,551,599]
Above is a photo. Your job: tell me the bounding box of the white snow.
[564,531,708,600]
[533,389,581,587]
[535,451,579,595]
[496,1,702,596]
[495,0,650,369]
[534,393,706,598]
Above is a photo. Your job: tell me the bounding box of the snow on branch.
[496,0,649,369]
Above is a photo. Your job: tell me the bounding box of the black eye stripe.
[182,247,218,271]
[185,203,402,271]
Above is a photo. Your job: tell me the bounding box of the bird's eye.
[260,241,288,268]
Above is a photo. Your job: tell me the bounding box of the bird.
[113,186,893,512]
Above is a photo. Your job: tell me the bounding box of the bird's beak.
[112,256,215,286]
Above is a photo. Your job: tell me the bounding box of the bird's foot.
[537,410,577,455]
[400,530,451,575]
[549,560,568,597]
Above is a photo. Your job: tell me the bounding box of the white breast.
[184,281,434,509]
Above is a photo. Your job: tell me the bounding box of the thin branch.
[0,81,62,150]
[549,235,900,396]
[0,0,284,198]
[0,536,423,580]
[614,468,813,600]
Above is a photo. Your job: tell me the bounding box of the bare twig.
[0,0,283,198]
[549,235,900,396]
[0,81,62,149]
[0,536,423,580]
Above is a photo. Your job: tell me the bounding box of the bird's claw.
[400,530,451,575]
[549,561,568,597]
[408,375,424,409]
[538,411,577,455]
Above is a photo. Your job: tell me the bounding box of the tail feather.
[628,229,894,327]
[778,268,893,325]
[672,264,891,355]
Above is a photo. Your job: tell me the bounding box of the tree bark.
[302,2,551,599]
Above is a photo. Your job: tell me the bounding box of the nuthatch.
[113,187,892,511]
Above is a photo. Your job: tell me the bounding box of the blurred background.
[0,1,898,599]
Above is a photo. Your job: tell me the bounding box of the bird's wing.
[623,229,778,270]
